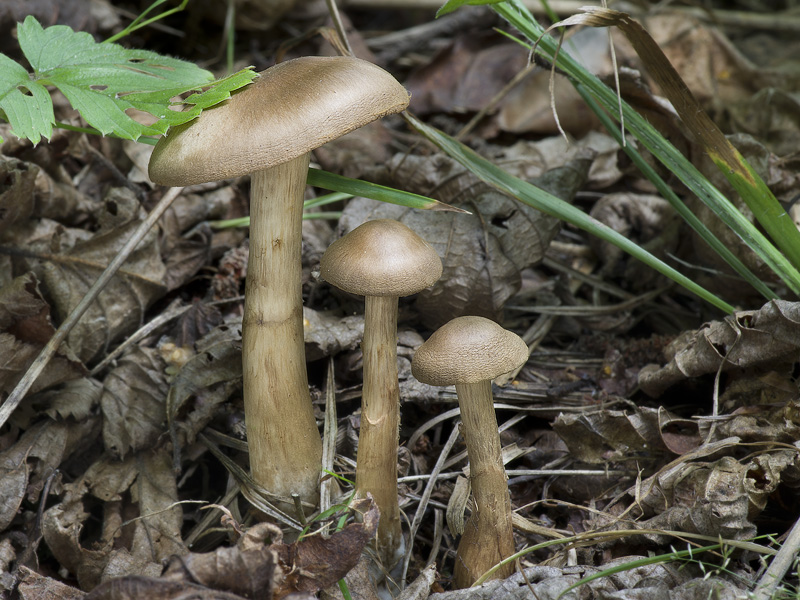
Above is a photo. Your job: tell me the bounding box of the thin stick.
[325,0,353,56]
[754,515,800,600]
[320,358,338,513]
[400,424,461,588]
[0,187,184,429]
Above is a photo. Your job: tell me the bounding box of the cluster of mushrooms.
[148,56,529,588]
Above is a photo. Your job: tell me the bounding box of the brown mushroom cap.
[412,316,528,385]
[148,56,409,187]
[320,219,442,297]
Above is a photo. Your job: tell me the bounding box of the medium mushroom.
[148,57,409,509]
[320,219,442,566]
[411,316,527,587]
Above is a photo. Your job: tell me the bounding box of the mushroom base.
[453,380,515,587]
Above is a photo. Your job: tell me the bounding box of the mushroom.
[320,219,442,566]
[148,57,409,509]
[411,316,527,587]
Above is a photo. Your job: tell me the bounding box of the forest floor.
[1,1,800,599]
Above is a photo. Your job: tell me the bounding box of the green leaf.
[407,113,735,314]
[437,0,505,17]
[492,1,800,296]
[0,15,257,143]
[307,168,466,213]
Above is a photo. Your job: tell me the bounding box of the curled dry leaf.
[159,521,281,599]
[272,497,379,599]
[634,456,761,540]
[101,347,169,459]
[0,272,85,397]
[553,406,678,463]
[639,300,800,397]
[43,448,184,591]
[17,565,84,600]
[165,328,242,447]
[303,307,364,362]
[0,417,99,534]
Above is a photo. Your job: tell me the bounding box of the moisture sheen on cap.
[412,316,528,385]
[320,219,442,297]
[148,56,410,187]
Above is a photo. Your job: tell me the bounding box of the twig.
[400,424,461,588]
[320,358,338,513]
[753,515,800,600]
[325,0,353,56]
[0,187,184,429]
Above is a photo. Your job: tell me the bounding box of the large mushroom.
[411,316,527,587]
[320,219,442,566]
[148,57,409,508]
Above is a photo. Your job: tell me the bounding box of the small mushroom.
[148,57,409,509]
[320,219,442,566]
[411,316,527,587]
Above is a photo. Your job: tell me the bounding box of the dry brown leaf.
[165,329,242,447]
[0,156,37,236]
[0,417,99,533]
[0,272,86,397]
[553,407,675,464]
[272,498,379,599]
[40,188,167,363]
[85,576,247,600]
[161,521,280,598]
[339,153,587,327]
[43,448,184,591]
[639,300,800,397]
[17,565,85,600]
[129,450,185,563]
[406,33,527,117]
[635,456,759,540]
[303,308,364,362]
[101,347,169,458]
[588,192,678,287]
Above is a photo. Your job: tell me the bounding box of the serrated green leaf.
[0,54,55,144]
[0,15,256,144]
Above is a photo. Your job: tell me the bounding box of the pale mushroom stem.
[453,380,515,588]
[356,294,403,566]
[243,154,323,507]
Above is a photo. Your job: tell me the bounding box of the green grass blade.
[407,113,734,314]
[307,168,466,213]
[492,1,800,296]
[575,85,777,301]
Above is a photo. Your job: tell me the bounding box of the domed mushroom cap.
[320,219,442,297]
[148,56,410,187]
[412,316,528,385]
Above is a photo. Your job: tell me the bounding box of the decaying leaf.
[101,347,169,458]
[17,565,85,600]
[588,192,679,287]
[165,327,242,447]
[304,308,364,362]
[162,521,281,598]
[553,407,678,463]
[0,417,99,533]
[0,272,85,397]
[338,152,587,326]
[43,447,184,591]
[639,300,800,397]
[41,188,167,363]
[272,497,379,598]
[0,155,37,235]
